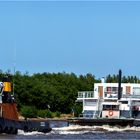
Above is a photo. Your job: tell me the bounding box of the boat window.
[105,87,123,93]
[105,87,123,98]
[121,101,128,104]
[133,87,140,95]
[105,87,118,94]
[112,87,118,92]
[107,87,111,92]
[103,105,119,111]
[112,105,119,110]
[103,105,112,110]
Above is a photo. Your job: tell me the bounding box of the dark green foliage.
[20,106,37,118]
[37,110,47,118]
[72,103,83,117]
[37,110,61,118]
[37,110,52,118]
[106,74,140,83]
[52,111,61,118]
[55,111,61,117]
[0,70,140,117]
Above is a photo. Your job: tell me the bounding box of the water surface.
[0,120,140,139]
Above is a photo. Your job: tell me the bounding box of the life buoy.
[108,110,113,116]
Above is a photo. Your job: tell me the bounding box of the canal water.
[0,120,140,139]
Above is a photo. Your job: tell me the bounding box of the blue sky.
[0,1,140,78]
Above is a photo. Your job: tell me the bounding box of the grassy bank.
[19,113,73,121]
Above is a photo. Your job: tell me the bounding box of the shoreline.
[19,114,73,121]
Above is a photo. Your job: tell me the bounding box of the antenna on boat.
[118,69,122,100]
[13,44,16,96]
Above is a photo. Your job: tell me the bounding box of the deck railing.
[104,92,140,99]
[122,94,140,99]
[78,91,94,99]
[78,91,140,99]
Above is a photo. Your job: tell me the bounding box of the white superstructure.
[77,82,140,119]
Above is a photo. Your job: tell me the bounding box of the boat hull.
[68,118,135,127]
[0,117,52,134]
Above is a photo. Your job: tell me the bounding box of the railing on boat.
[78,91,94,99]
[77,91,140,100]
[122,94,140,98]
[104,92,140,99]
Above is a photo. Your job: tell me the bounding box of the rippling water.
[0,120,140,139]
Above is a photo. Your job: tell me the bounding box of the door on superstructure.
[126,86,131,94]
[98,86,103,98]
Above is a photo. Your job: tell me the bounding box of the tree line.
[0,70,139,118]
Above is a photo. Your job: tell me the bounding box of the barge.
[68,70,140,126]
[0,77,51,134]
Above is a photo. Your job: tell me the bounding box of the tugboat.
[68,70,140,126]
[0,77,52,134]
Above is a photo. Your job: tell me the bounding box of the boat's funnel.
[118,69,122,100]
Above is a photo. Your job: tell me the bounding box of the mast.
[13,45,16,96]
[118,69,122,100]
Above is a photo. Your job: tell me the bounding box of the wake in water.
[52,125,140,135]
[17,125,140,136]
[18,130,44,136]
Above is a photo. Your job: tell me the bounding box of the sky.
[0,1,140,78]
